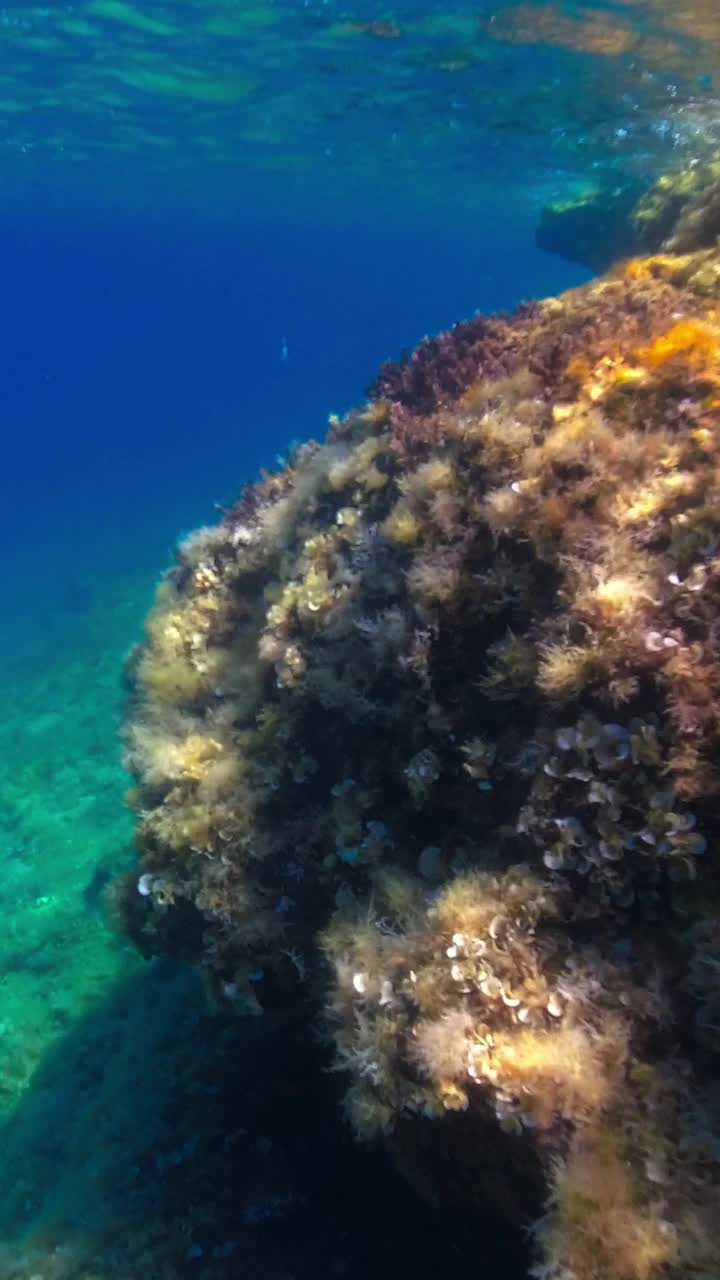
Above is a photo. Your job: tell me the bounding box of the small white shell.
[547,992,564,1018]
[644,631,665,652]
[543,850,565,871]
[645,1157,668,1185]
[489,915,505,940]
[480,975,503,999]
[352,972,368,995]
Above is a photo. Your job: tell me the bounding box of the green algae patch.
[86,0,176,37]
[22,36,65,51]
[93,88,130,107]
[61,18,101,37]
[109,63,255,102]
[205,5,278,37]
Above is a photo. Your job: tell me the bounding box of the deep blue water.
[0,194,587,631]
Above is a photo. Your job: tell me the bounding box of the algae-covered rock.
[538,153,720,270]
[535,185,646,272]
[119,248,720,1280]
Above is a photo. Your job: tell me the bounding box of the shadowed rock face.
[536,153,720,272]
[536,185,648,273]
[118,243,720,1280]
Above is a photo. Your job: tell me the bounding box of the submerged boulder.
[537,151,720,272]
[535,184,646,272]
[118,246,720,1280]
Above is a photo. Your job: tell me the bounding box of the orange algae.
[636,317,720,374]
[483,4,639,56]
[485,0,720,81]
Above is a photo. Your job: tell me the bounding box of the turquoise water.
[0,1,718,1275]
[0,0,718,211]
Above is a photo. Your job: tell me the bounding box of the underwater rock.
[535,184,646,272]
[119,244,720,1280]
[537,152,720,271]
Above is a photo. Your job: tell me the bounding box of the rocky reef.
[118,232,720,1279]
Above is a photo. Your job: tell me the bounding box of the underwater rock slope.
[120,244,720,1280]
